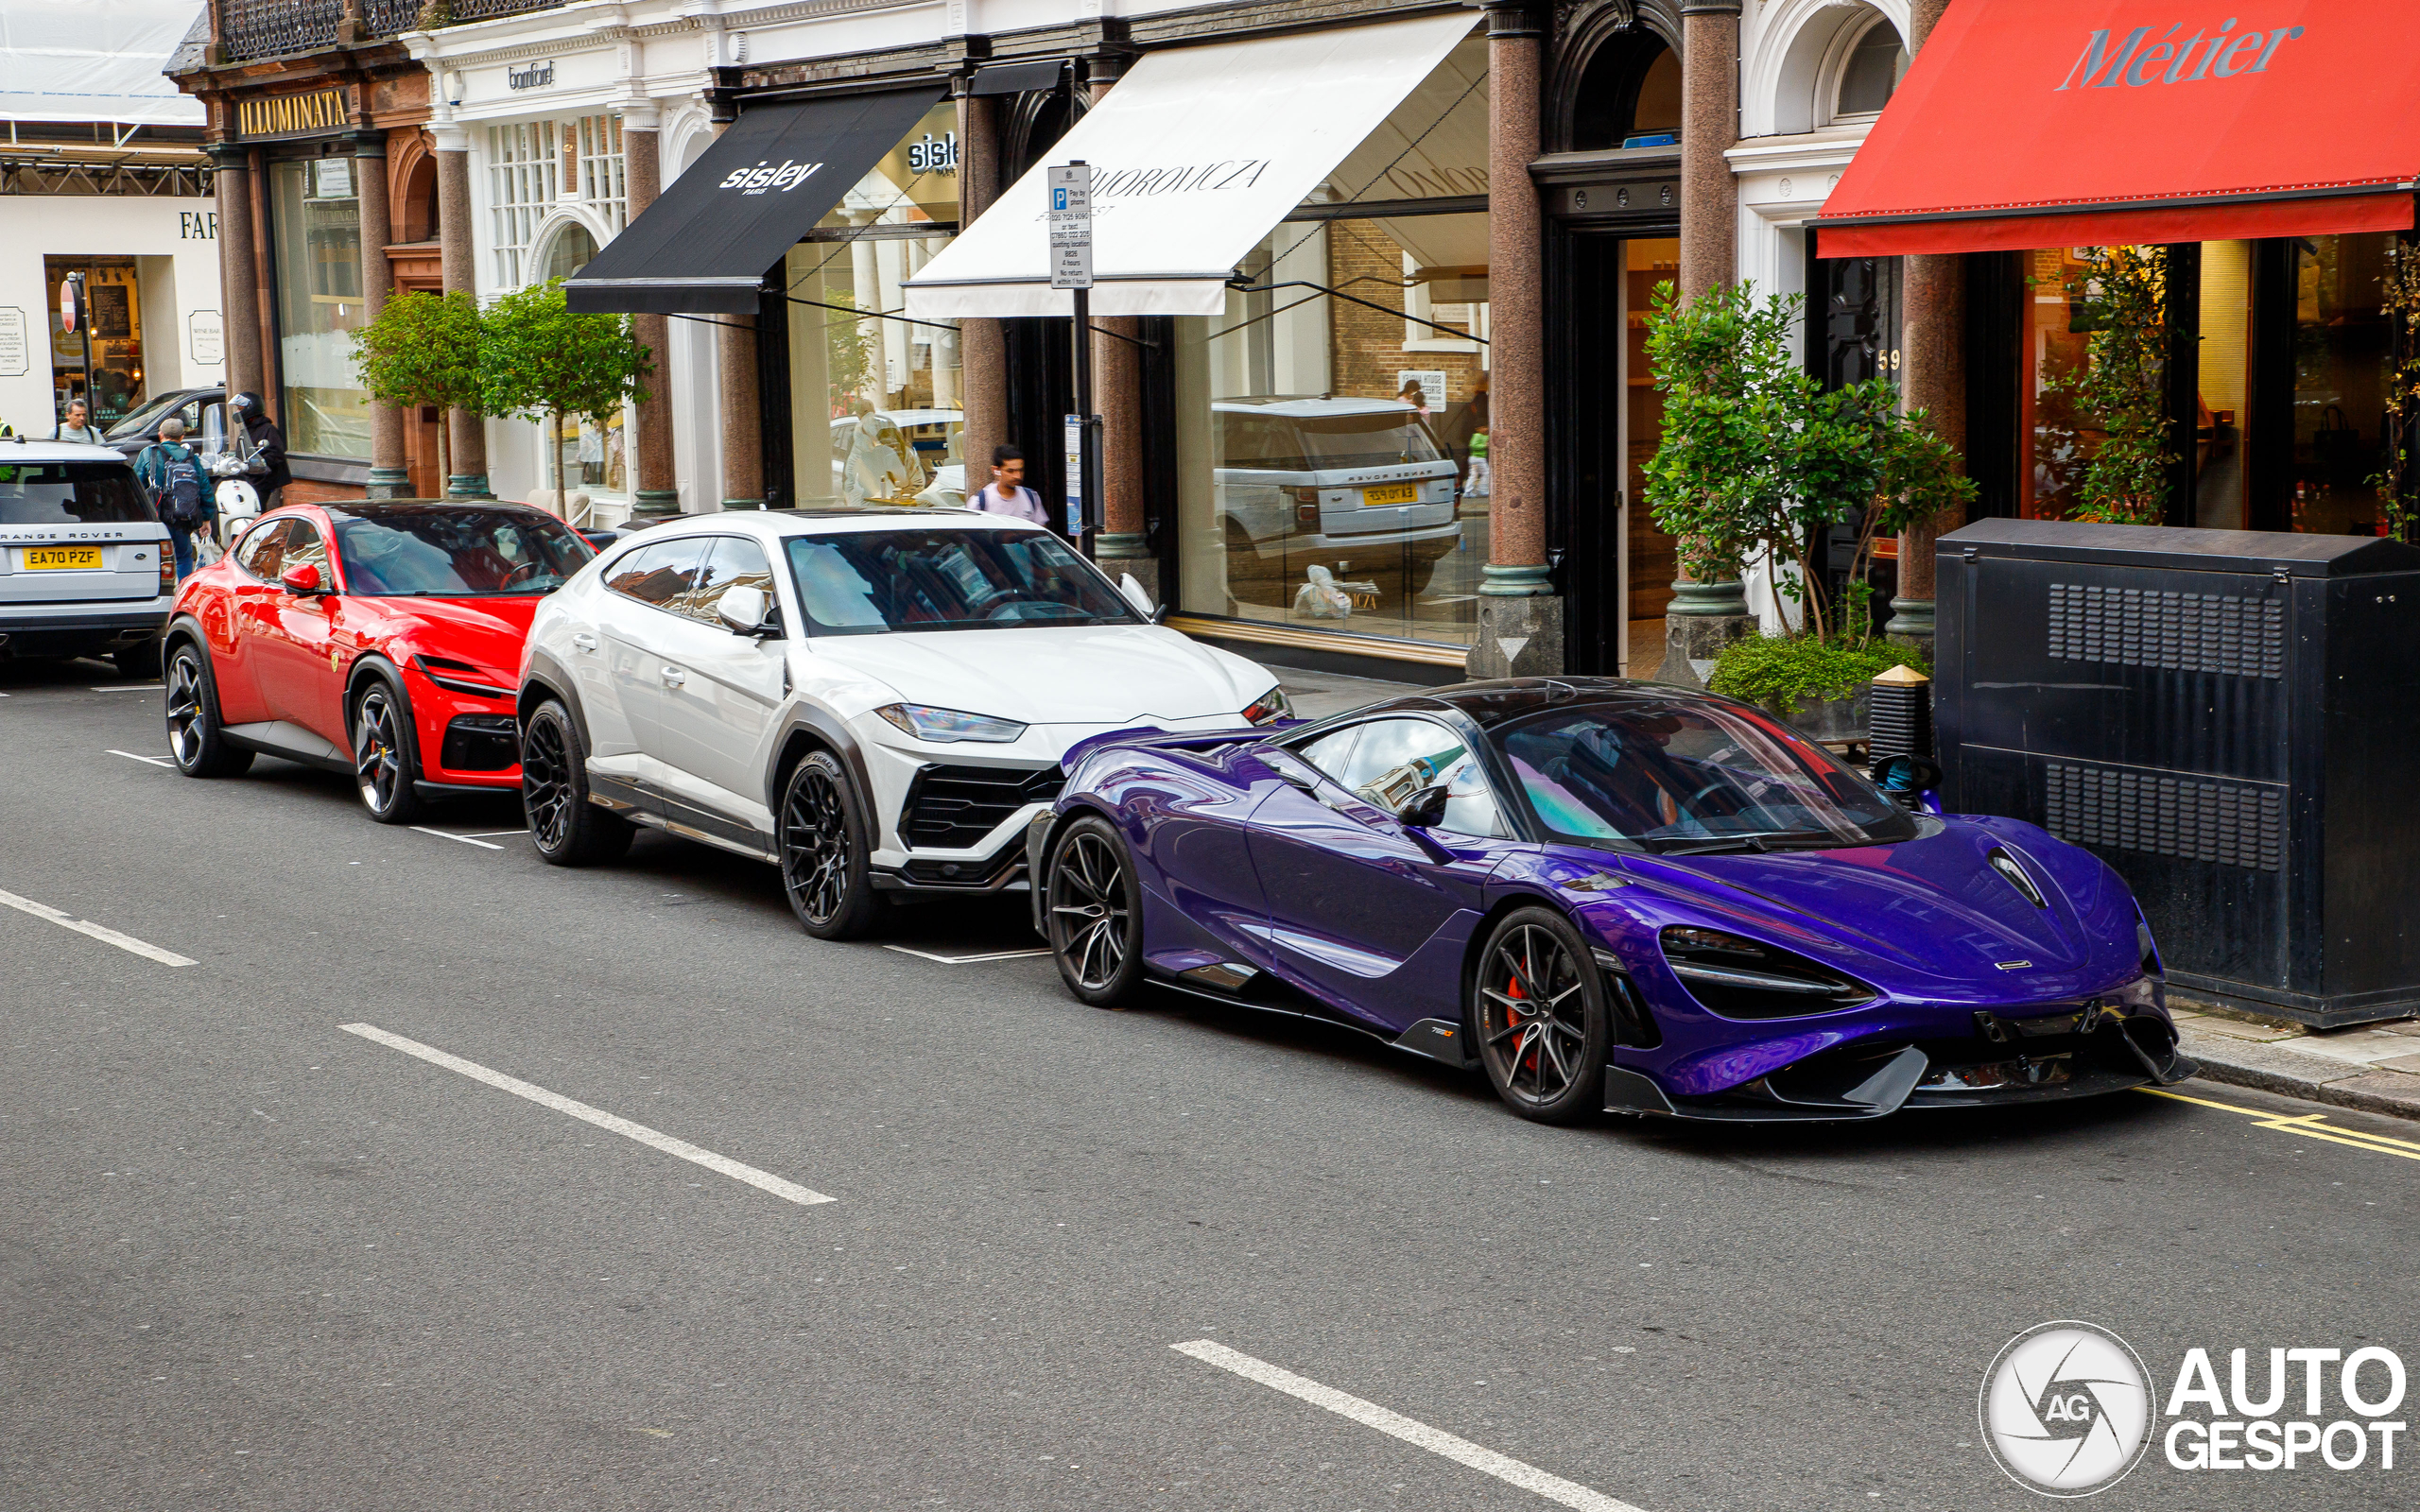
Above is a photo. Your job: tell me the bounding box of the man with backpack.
[135,418,209,582]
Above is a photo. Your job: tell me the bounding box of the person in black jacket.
[229,391,291,509]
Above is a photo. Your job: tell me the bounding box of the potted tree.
[350,288,483,499]
[478,278,653,525]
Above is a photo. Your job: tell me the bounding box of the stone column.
[1466,0,1560,680]
[1890,0,1965,647]
[956,89,1010,485]
[620,106,681,518]
[1657,0,1754,687]
[207,140,265,406]
[354,129,409,499]
[433,123,490,499]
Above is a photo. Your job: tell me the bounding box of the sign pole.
[1047,161,1100,558]
[61,271,92,427]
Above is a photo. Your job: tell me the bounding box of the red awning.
[1817,1,2420,257]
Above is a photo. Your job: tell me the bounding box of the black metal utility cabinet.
[1935,520,2420,1028]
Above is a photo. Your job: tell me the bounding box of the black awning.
[566,86,944,315]
[967,60,1064,96]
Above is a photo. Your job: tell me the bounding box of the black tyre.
[1472,906,1611,1125]
[113,638,163,680]
[163,640,252,779]
[522,698,632,866]
[778,749,885,939]
[1044,816,1146,1007]
[350,671,428,825]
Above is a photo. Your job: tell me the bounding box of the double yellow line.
[2142,1087,2420,1162]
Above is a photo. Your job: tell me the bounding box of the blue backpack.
[151,444,204,524]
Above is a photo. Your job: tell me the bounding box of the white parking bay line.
[108,748,176,768]
[92,683,164,693]
[338,1022,835,1206]
[0,887,196,968]
[1171,1340,1646,1512]
[410,826,505,850]
[883,945,1052,965]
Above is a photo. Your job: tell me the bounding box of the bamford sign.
[2058,19,2308,89]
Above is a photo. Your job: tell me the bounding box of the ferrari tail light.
[1658,925,1875,1021]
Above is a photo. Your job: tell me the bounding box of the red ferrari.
[160,501,594,823]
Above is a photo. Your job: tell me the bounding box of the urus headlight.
[874,703,1028,744]
[1658,926,1876,1021]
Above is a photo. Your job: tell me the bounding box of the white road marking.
[339,1022,834,1206]
[108,748,176,768]
[410,827,504,850]
[461,830,527,839]
[883,945,1052,965]
[1171,1340,1647,1512]
[0,887,196,968]
[92,684,164,693]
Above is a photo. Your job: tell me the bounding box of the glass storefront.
[44,259,145,429]
[268,155,371,459]
[783,101,963,509]
[2015,232,2401,535]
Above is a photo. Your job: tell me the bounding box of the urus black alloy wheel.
[782,764,853,927]
[1478,923,1591,1111]
[1049,829,1131,993]
[164,651,205,766]
[354,688,406,815]
[521,713,574,850]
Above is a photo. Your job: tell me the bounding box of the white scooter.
[198,405,269,550]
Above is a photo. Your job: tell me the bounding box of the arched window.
[541,224,597,284]
[1835,20,1908,118]
[1570,32,1683,153]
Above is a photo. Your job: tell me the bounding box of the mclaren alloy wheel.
[779,750,884,940]
[1474,906,1611,1125]
[163,641,251,778]
[521,698,631,866]
[1046,816,1145,1007]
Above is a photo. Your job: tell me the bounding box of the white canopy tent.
[0,0,206,126]
[901,11,1478,320]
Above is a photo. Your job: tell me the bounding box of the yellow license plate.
[23,546,105,571]
[1359,483,1420,507]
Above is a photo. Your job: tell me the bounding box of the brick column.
[620,105,680,518]
[708,108,764,509]
[1466,0,1560,680]
[433,123,489,499]
[956,89,1009,486]
[355,129,409,499]
[206,140,265,406]
[1093,316,1151,587]
[1890,0,1965,647]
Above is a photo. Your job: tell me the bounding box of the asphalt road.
[3,655,2415,1512]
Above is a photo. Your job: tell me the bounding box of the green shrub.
[1707,633,1930,711]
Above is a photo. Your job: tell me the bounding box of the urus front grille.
[899,764,1063,850]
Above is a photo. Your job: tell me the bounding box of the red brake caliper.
[1505,972,1530,1074]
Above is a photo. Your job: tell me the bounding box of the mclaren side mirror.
[1117,572,1156,620]
[279,562,322,595]
[716,583,779,638]
[1398,783,1451,830]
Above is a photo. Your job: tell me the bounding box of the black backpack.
[152,445,205,524]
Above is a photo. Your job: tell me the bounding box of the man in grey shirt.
[52,399,99,444]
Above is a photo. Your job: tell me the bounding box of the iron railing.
[360,0,428,32]
[216,0,564,60]
[436,0,563,21]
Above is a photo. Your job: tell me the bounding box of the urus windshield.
[784,527,1138,635]
[1494,700,1917,852]
[329,506,592,596]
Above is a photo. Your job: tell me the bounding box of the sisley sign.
[719,159,822,196]
[2058,18,2308,89]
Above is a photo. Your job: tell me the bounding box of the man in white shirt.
[969,445,1050,525]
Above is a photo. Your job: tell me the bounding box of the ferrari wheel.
[164,641,251,779]
[522,699,631,866]
[1473,907,1610,1125]
[1045,816,1145,1007]
[351,673,427,825]
[779,750,884,940]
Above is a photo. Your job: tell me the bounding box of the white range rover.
[516,507,1288,937]
[0,438,177,678]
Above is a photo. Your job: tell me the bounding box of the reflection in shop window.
[269,158,371,459]
[1176,214,1489,648]
[44,260,147,430]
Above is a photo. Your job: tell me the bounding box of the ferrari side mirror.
[279,562,321,595]
[1398,782,1451,830]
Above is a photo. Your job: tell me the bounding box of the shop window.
[576,114,628,232]
[43,259,146,431]
[1173,213,1489,649]
[487,122,561,288]
[2286,233,2393,535]
[1834,21,1908,120]
[2194,240,2254,529]
[1570,32,1682,152]
[268,158,370,459]
[541,224,597,283]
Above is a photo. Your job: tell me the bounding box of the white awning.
[903,11,1478,320]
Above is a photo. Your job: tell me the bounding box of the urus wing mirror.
[1117,572,1156,621]
[716,583,779,637]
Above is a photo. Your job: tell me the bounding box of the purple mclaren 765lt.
[1026,678,2197,1125]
